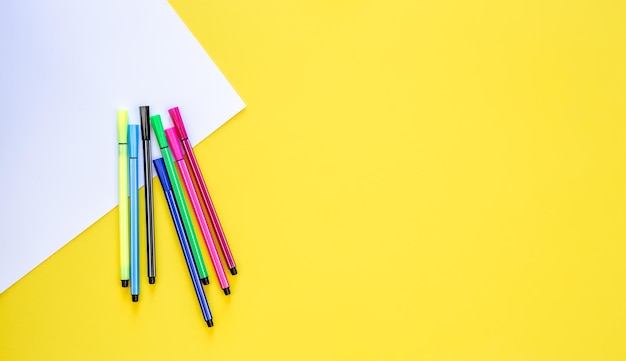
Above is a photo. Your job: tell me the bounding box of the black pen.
[140,106,156,284]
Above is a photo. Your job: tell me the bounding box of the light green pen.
[118,110,130,287]
[151,114,210,284]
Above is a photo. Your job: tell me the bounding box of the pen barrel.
[143,140,155,280]
[163,150,209,281]
[118,145,130,281]
[129,156,140,296]
[177,160,230,290]
[182,140,236,270]
[164,189,212,323]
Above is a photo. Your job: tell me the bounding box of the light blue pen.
[129,125,140,302]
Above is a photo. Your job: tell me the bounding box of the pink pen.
[169,107,238,275]
[165,128,231,295]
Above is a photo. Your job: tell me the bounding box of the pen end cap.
[128,125,140,157]
[117,110,128,141]
[140,106,151,139]
[207,319,214,327]
[149,277,155,284]
[150,115,168,148]
[223,287,231,296]
[165,128,184,160]
[121,280,129,287]
[168,107,188,139]
[229,267,238,276]
[132,295,139,302]
[201,277,209,285]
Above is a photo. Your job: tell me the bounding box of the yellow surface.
[2,0,626,359]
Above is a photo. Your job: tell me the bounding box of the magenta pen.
[165,128,231,295]
[169,107,238,275]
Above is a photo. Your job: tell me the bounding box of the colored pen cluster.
[117,106,237,328]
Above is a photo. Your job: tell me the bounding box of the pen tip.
[223,287,231,296]
[229,267,237,276]
[149,277,155,284]
[132,295,139,302]
[201,277,209,285]
[121,280,129,287]
[207,319,214,327]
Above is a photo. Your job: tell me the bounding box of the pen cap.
[150,115,168,148]
[140,106,150,140]
[165,128,184,161]
[153,158,172,191]
[168,107,188,140]
[129,125,139,158]
[117,110,128,143]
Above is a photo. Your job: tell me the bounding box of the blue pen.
[154,158,214,327]
[129,125,140,302]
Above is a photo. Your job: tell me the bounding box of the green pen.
[151,115,210,284]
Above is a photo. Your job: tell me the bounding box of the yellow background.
[2,0,626,359]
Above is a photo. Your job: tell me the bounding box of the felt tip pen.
[129,124,140,302]
[166,128,230,295]
[169,107,238,275]
[117,110,130,287]
[154,158,213,327]
[140,106,156,284]
[150,114,209,285]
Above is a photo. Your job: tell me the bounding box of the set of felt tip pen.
[117,107,237,327]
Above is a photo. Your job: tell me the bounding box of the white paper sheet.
[0,0,246,294]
